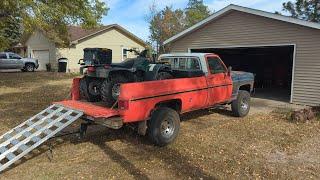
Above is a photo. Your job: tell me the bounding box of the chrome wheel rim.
[241,98,249,111]
[160,118,175,138]
[88,82,100,96]
[27,65,33,71]
[112,83,121,100]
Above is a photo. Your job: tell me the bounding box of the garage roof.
[164,4,320,45]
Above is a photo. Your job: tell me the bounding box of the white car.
[0,52,39,72]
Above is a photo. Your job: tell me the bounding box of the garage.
[191,45,295,102]
[164,5,320,106]
[33,50,49,70]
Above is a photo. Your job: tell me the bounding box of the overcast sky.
[102,0,288,41]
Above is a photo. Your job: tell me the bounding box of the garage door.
[33,50,49,70]
[191,45,295,102]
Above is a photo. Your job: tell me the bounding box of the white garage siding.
[32,50,49,70]
[25,31,56,70]
[167,10,320,106]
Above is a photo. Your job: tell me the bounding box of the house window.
[122,47,128,61]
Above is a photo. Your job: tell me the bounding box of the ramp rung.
[11,139,20,146]
[31,136,41,143]
[18,144,28,152]
[6,153,15,161]
[3,134,12,141]
[22,131,32,138]
[0,104,83,172]
[14,127,23,133]
[0,147,7,154]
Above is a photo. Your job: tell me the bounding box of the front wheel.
[231,90,251,117]
[25,63,35,72]
[148,107,180,146]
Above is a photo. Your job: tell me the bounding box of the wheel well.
[239,84,251,92]
[25,62,35,66]
[155,99,182,113]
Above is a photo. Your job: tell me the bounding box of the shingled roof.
[67,25,112,42]
[67,24,146,46]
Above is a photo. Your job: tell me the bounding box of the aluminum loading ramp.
[0,104,83,172]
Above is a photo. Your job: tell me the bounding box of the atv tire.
[79,77,101,102]
[156,71,173,80]
[101,75,130,107]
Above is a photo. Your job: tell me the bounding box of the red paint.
[71,78,81,100]
[56,100,119,118]
[205,54,233,104]
[58,53,233,124]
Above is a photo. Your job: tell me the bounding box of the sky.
[102,0,289,41]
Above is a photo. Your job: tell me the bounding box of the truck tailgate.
[55,100,119,119]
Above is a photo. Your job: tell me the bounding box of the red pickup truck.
[58,53,254,146]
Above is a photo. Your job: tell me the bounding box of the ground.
[0,72,319,179]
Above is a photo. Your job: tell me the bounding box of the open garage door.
[191,45,295,102]
[33,50,49,71]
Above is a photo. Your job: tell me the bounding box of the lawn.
[0,72,319,179]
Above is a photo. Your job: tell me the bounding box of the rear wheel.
[79,77,101,102]
[148,107,180,146]
[101,75,130,107]
[231,90,251,117]
[156,71,173,80]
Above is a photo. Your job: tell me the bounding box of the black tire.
[25,63,35,72]
[101,75,130,107]
[148,107,180,146]
[79,77,101,102]
[231,90,251,117]
[156,71,173,80]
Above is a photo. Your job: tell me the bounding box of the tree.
[148,5,185,53]
[185,0,211,27]
[0,0,108,51]
[282,0,320,22]
[147,0,211,54]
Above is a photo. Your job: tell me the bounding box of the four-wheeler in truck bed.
[78,48,172,107]
[61,53,254,146]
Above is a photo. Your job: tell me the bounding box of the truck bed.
[55,100,119,119]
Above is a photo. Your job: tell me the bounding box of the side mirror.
[227,66,232,76]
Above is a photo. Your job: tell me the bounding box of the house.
[163,4,320,106]
[25,24,147,72]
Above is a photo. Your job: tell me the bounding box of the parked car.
[0,52,39,72]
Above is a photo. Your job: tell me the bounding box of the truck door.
[206,55,230,105]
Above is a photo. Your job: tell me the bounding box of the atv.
[79,48,172,107]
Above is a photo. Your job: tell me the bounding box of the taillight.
[118,100,129,110]
[87,66,96,72]
[104,65,110,69]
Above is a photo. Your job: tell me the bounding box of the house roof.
[68,24,147,47]
[164,4,320,45]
